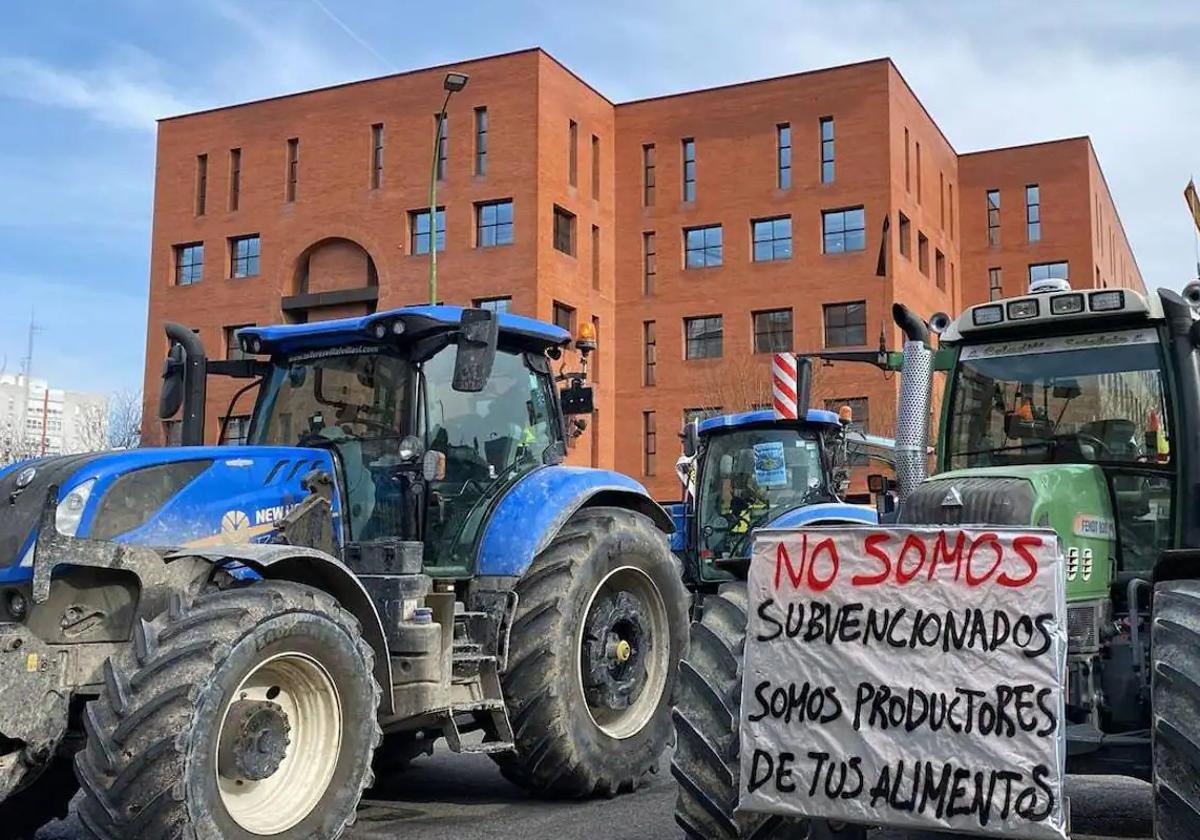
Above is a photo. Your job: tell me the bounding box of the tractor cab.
[162,305,596,575]
[671,404,878,589]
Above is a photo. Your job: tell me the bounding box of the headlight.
[56,478,96,536]
[1006,299,1039,320]
[972,305,1003,326]
[1090,290,1125,312]
[1050,293,1084,315]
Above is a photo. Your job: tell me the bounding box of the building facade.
[143,49,1141,499]
[0,374,109,460]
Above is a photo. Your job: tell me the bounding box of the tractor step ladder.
[443,613,515,755]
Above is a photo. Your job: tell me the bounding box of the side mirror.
[682,421,698,457]
[452,309,499,393]
[1052,380,1082,400]
[159,343,185,420]
[560,383,594,415]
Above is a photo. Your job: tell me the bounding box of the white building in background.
[0,374,108,456]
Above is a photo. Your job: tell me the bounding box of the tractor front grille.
[1067,600,1105,654]
[897,476,1036,528]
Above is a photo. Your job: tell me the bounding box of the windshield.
[250,349,413,539]
[697,427,826,560]
[946,329,1170,470]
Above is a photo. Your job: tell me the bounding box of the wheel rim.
[578,565,670,740]
[215,652,343,835]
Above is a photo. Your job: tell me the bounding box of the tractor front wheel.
[496,506,688,796]
[75,580,381,839]
[672,583,866,840]
[1151,579,1200,839]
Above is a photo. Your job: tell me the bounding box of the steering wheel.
[1074,432,1113,459]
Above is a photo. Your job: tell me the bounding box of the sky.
[1,0,1198,395]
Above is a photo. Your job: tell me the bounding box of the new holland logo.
[220,510,251,533]
[941,486,964,508]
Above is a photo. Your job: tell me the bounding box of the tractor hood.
[897,464,1115,602]
[0,446,339,583]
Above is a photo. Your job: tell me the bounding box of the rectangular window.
[230,235,260,278]
[435,114,448,180]
[643,411,656,476]
[591,225,601,290]
[939,172,945,229]
[1029,261,1069,283]
[823,301,866,347]
[474,296,511,315]
[989,267,1003,301]
[643,321,656,386]
[643,231,656,295]
[553,301,576,333]
[285,138,299,202]
[752,216,792,262]
[225,324,255,360]
[684,315,723,359]
[1026,184,1041,242]
[987,189,1001,246]
[822,207,866,253]
[753,308,793,353]
[591,134,600,200]
[568,120,578,186]
[915,140,922,203]
[917,232,929,276]
[228,148,240,211]
[195,154,207,216]
[553,205,576,255]
[643,143,656,206]
[898,212,911,258]
[222,415,251,446]
[474,107,487,176]
[371,123,384,189]
[476,199,514,247]
[904,128,911,192]
[777,123,791,189]
[949,183,955,239]
[175,243,204,286]
[682,138,696,202]
[684,224,723,268]
[820,116,835,183]
[409,208,445,255]
[935,249,946,290]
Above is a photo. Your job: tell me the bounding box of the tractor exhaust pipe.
[892,303,933,501]
[161,322,208,446]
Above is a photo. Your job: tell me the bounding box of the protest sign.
[739,526,1068,839]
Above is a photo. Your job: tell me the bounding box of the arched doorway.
[283,237,380,323]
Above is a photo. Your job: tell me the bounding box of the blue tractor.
[666,384,883,593]
[667,360,888,840]
[0,305,688,839]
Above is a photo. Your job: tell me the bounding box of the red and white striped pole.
[772,352,799,420]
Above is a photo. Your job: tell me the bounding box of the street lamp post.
[428,71,469,304]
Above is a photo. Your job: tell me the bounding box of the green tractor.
[672,278,1200,838]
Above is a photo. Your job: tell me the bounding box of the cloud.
[0,49,192,131]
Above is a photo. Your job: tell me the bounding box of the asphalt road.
[39,750,1153,840]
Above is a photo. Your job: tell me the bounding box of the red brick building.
[144,48,1141,500]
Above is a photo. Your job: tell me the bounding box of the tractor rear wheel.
[495,506,688,796]
[672,583,866,840]
[75,580,381,839]
[1151,579,1200,839]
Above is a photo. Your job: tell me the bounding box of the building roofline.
[883,60,957,154]
[613,57,891,107]
[1085,137,1143,284]
[158,46,550,123]
[959,135,1090,157]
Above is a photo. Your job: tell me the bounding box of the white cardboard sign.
[739,526,1068,839]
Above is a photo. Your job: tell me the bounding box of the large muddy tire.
[75,581,382,840]
[495,506,688,796]
[0,755,77,839]
[1152,580,1200,839]
[672,583,865,840]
